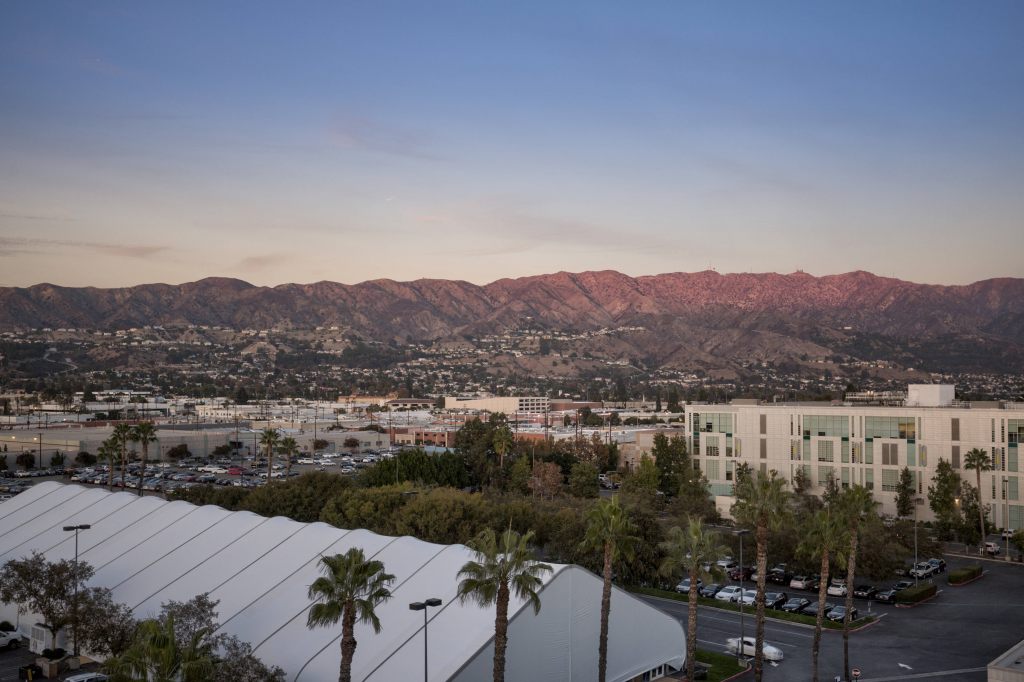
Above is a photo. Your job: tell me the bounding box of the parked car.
[726,636,784,662]
[985,542,1000,555]
[699,583,723,598]
[852,585,877,599]
[65,674,110,682]
[909,562,936,579]
[764,591,788,609]
[1001,529,1016,539]
[728,565,754,581]
[781,597,810,613]
[826,579,847,597]
[803,601,836,618]
[826,605,858,622]
[1,630,22,649]
[716,557,738,570]
[927,558,946,573]
[894,580,914,591]
[676,578,703,594]
[716,586,743,603]
[789,575,814,590]
[767,567,793,585]
[875,587,899,604]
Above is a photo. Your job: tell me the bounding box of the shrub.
[0,620,13,631]
[41,647,65,659]
[948,564,983,585]
[895,582,937,604]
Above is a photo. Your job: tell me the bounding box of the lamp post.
[913,497,923,586]
[62,524,90,657]
[37,432,43,469]
[1004,477,1010,561]
[735,528,751,659]
[409,598,442,681]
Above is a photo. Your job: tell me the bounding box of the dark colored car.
[803,601,836,618]
[728,565,754,581]
[699,583,723,598]
[826,605,858,622]
[764,591,788,609]
[927,558,947,573]
[767,569,793,585]
[781,597,810,613]
[875,587,899,604]
[894,580,914,591]
[852,585,877,599]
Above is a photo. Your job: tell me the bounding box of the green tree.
[732,470,790,682]
[492,424,514,469]
[837,485,877,681]
[895,466,915,518]
[798,507,848,682]
[306,548,396,682]
[99,438,119,489]
[508,456,531,495]
[113,423,134,489]
[927,459,963,541]
[16,452,35,470]
[650,433,687,496]
[964,448,992,550]
[568,462,599,498]
[78,588,138,659]
[259,428,280,483]
[620,455,660,503]
[106,615,215,682]
[580,498,638,682]
[660,518,727,682]
[0,552,95,649]
[131,422,158,497]
[457,528,552,682]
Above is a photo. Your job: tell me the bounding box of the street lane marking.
[857,666,985,681]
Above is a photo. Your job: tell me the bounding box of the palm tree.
[99,438,118,490]
[732,469,790,682]
[306,548,395,682]
[964,448,992,551]
[660,517,727,682]
[837,485,877,681]
[131,422,158,497]
[259,428,279,483]
[798,506,848,682]
[492,425,514,469]
[279,436,299,479]
[457,527,552,682]
[580,497,639,682]
[112,423,133,489]
[106,615,214,682]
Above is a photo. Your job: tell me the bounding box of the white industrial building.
[0,482,684,681]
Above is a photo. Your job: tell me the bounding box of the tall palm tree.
[660,517,727,682]
[798,506,848,682]
[837,485,877,681]
[131,421,158,497]
[112,423,133,489]
[732,469,790,682]
[106,615,214,682]
[580,497,639,682]
[99,438,118,490]
[492,425,514,469]
[964,448,992,551]
[306,548,395,682]
[457,527,552,682]
[259,428,279,483]
[279,436,299,479]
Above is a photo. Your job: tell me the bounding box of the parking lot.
[643,554,1024,681]
[0,641,106,682]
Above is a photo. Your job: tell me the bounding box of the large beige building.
[443,396,551,414]
[660,386,1021,528]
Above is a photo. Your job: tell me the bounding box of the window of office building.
[699,413,734,434]
[865,469,874,490]
[952,445,960,469]
[864,440,873,464]
[705,435,720,457]
[819,465,834,486]
[851,442,861,464]
[881,468,899,492]
[760,438,767,459]
[881,442,899,466]
[705,459,720,481]
[818,440,834,462]
[760,414,767,435]
[951,418,960,442]
[726,460,735,481]
[1009,420,1024,445]
[790,440,801,461]
[803,415,849,438]
[865,416,916,440]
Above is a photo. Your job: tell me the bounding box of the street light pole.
[1004,477,1010,561]
[735,528,751,659]
[62,524,91,658]
[409,598,442,681]
[38,431,43,469]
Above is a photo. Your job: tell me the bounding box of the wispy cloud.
[235,253,286,270]
[328,115,440,161]
[0,236,168,259]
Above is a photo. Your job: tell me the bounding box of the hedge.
[948,564,983,585]
[895,582,937,604]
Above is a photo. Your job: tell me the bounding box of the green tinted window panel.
[907,443,916,467]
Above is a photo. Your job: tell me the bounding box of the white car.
[65,674,110,682]
[826,579,847,597]
[297,458,317,465]
[739,589,757,606]
[318,460,337,467]
[1,630,22,650]
[726,636,783,662]
[716,586,743,602]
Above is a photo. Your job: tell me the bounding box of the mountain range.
[2,270,1023,372]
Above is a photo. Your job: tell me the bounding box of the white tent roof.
[0,482,684,681]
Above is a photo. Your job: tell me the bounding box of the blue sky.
[1,1,1022,287]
